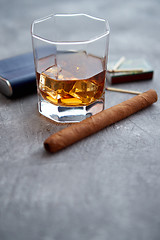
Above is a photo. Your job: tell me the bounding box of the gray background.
[0,0,160,239]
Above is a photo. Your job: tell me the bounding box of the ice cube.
[45,65,62,79]
[61,98,82,106]
[69,80,98,103]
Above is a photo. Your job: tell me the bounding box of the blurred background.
[0,0,160,62]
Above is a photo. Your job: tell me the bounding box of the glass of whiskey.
[31,13,110,123]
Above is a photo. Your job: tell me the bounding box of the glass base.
[38,97,104,123]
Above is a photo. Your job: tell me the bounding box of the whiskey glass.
[31,13,110,123]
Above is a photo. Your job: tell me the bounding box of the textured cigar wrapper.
[44,89,158,153]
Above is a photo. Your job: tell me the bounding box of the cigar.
[44,89,158,153]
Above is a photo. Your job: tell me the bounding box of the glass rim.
[31,13,110,45]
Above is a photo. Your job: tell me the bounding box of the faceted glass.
[31,13,110,123]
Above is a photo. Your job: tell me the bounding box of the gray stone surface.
[0,0,160,239]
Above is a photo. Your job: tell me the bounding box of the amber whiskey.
[37,52,106,107]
